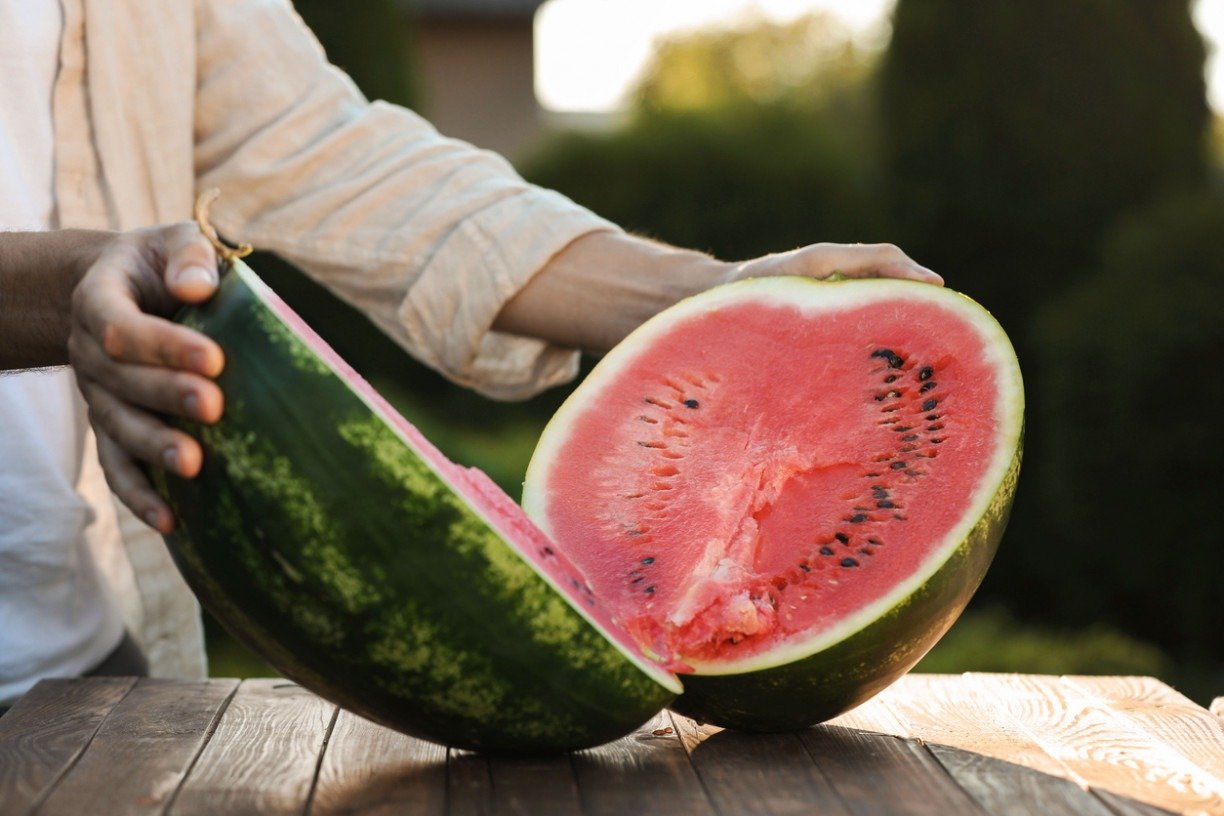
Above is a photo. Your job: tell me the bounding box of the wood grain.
[35,678,238,816]
[487,754,583,816]
[800,724,985,815]
[870,674,1114,816]
[309,709,446,816]
[571,710,715,816]
[964,673,1224,815]
[445,745,581,816]
[670,712,850,815]
[0,677,135,814]
[1061,676,1224,787]
[1213,698,1223,720]
[167,680,335,815]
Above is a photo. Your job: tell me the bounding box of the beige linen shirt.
[51,0,615,678]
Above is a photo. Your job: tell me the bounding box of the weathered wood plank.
[1213,698,1223,720]
[870,673,1113,816]
[670,712,850,815]
[446,745,582,816]
[801,724,985,815]
[799,724,985,816]
[36,678,238,816]
[309,709,446,816]
[964,673,1224,815]
[446,750,493,816]
[572,710,715,816]
[0,677,135,814]
[486,753,583,816]
[1061,675,1224,787]
[1091,789,1180,816]
[826,687,911,736]
[167,680,335,815]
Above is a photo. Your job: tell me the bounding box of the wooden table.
[2,673,1221,815]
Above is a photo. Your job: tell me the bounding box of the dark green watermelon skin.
[669,444,1021,731]
[153,264,675,755]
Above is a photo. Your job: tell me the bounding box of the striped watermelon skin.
[153,263,676,755]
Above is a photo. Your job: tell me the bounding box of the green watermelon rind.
[154,260,677,755]
[523,276,1024,730]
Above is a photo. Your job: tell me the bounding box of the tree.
[880,0,1209,334]
[1031,186,1224,674]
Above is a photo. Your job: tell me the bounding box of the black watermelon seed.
[645,585,656,594]
[927,425,942,431]
[872,485,888,497]
[926,414,941,421]
[922,399,938,412]
[868,537,882,546]
[850,514,868,523]
[932,438,945,444]
[920,381,937,393]
[870,349,904,369]
[542,546,554,557]
[884,374,898,383]
[641,556,655,565]
[859,548,872,556]
[902,434,918,442]
[834,532,850,544]
[877,500,895,509]
[683,399,699,409]
[820,546,835,556]
[894,425,913,432]
[890,461,907,470]
[631,576,645,583]
[799,563,811,572]
[918,366,933,381]
[841,557,859,568]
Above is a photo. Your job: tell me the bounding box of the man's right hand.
[68,223,227,534]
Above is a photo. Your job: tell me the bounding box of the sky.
[536,0,1224,115]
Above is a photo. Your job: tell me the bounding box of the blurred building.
[407,0,546,158]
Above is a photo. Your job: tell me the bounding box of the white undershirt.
[0,0,124,705]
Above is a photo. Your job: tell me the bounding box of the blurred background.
[209,0,1224,704]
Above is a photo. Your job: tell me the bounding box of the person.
[0,0,940,712]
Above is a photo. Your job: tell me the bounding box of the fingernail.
[183,392,200,419]
[175,265,216,289]
[163,446,179,473]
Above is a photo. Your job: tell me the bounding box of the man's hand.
[68,223,226,534]
[728,242,942,287]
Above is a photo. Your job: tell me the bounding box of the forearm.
[0,230,111,370]
[493,231,731,354]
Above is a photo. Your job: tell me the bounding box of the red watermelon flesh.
[524,277,1022,673]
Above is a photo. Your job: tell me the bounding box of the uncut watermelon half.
[523,275,1023,731]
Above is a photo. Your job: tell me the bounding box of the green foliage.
[634,13,874,113]
[881,0,1209,332]
[523,17,893,262]
[1030,186,1224,665]
[292,0,418,108]
[524,103,888,262]
[917,607,1172,679]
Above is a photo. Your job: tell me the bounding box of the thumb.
[163,222,221,304]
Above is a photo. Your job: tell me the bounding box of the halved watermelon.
[523,276,1023,730]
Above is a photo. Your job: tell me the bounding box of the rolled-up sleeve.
[192,0,617,399]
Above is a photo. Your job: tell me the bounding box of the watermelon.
[153,259,680,755]
[522,276,1023,731]
[156,258,1020,751]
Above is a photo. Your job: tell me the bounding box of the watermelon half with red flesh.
[523,276,1023,730]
